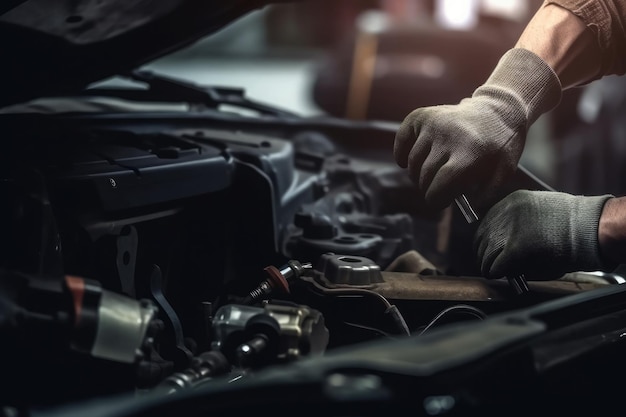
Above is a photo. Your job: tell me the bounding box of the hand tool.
[454,194,529,295]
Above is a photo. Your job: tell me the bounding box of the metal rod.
[454,194,479,224]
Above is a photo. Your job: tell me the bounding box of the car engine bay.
[3,1,626,415]
[1,74,623,415]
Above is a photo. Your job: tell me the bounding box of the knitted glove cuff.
[473,48,563,130]
[574,194,614,271]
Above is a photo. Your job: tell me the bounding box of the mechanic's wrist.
[474,48,562,129]
[598,196,626,266]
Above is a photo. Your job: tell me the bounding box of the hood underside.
[0,0,294,108]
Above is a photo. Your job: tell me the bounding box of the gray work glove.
[394,48,562,209]
[474,190,613,280]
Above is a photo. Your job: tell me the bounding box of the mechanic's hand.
[474,190,614,280]
[393,48,561,210]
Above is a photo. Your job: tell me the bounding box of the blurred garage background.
[139,0,626,199]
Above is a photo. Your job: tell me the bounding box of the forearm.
[515,1,626,88]
[515,2,602,88]
[599,197,626,266]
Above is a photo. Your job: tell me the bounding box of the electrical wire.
[342,321,397,339]
[418,304,487,336]
[305,277,393,308]
[303,277,411,336]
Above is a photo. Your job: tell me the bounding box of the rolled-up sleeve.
[547,0,626,76]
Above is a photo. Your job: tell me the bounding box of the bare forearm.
[515,2,602,88]
[514,0,626,88]
[599,197,626,265]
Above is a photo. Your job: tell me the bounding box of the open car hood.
[0,0,294,108]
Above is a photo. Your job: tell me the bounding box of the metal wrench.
[454,194,529,295]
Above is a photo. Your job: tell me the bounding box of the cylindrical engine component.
[264,302,329,360]
[211,302,328,367]
[65,275,158,363]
